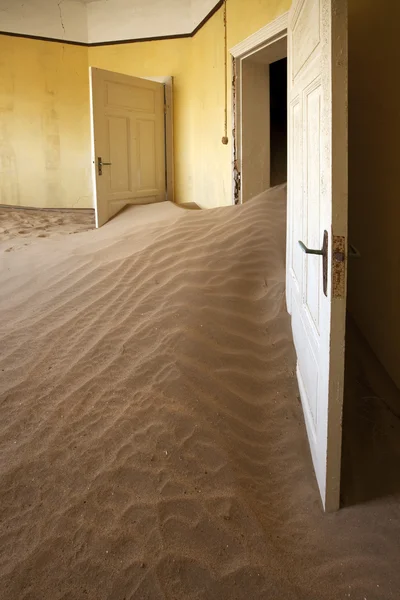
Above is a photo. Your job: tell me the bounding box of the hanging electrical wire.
[222,0,229,145]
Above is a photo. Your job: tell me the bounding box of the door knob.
[97,157,112,176]
[298,230,329,297]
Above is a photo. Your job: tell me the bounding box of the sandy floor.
[0,186,399,600]
[0,206,95,252]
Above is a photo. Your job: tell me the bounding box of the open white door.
[90,68,166,227]
[286,0,348,511]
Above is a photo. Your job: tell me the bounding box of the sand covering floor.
[0,185,399,599]
[0,206,95,252]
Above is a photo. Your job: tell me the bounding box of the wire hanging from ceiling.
[222,0,229,145]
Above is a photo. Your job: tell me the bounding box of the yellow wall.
[228,0,291,47]
[189,8,229,208]
[0,36,92,208]
[1,1,290,210]
[347,0,400,389]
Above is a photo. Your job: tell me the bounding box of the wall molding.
[231,11,289,206]
[145,77,175,204]
[230,11,289,58]
[191,0,224,36]
[0,204,95,214]
[0,1,223,48]
[0,30,85,47]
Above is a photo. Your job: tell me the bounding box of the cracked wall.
[0,0,89,43]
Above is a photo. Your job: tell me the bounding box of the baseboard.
[0,204,95,215]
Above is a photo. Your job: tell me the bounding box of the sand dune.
[0,185,399,600]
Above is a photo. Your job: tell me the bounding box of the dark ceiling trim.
[191,0,224,37]
[0,30,84,46]
[0,0,224,48]
[89,31,191,48]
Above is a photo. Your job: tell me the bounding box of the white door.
[286,0,348,511]
[90,68,166,227]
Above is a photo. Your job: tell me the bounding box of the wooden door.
[90,68,166,227]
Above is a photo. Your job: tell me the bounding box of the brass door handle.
[97,157,112,176]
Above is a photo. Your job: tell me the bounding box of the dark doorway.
[269,57,287,186]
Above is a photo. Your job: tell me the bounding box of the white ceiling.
[0,0,220,44]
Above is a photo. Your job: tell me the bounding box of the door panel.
[137,119,158,192]
[304,82,322,331]
[106,82,156,112]
[287,0,348,511]
[91,68,166,227]
[291,0,320,77]
[108,116,131,193]
[287,97,302,309]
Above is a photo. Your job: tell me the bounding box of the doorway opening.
[270,57,287,187]
[232,33,287,205]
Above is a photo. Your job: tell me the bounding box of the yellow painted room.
[0,0,399,598]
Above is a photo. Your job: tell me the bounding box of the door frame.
[230,12,289,205]
[89,70,175,216]
[146,76,175,204]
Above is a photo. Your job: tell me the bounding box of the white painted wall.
[0,0,88,43]
[0,0,220,43]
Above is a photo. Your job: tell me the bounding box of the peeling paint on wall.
[0,123,20,205]
[0,35,92,208]
[0,51,20,205]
